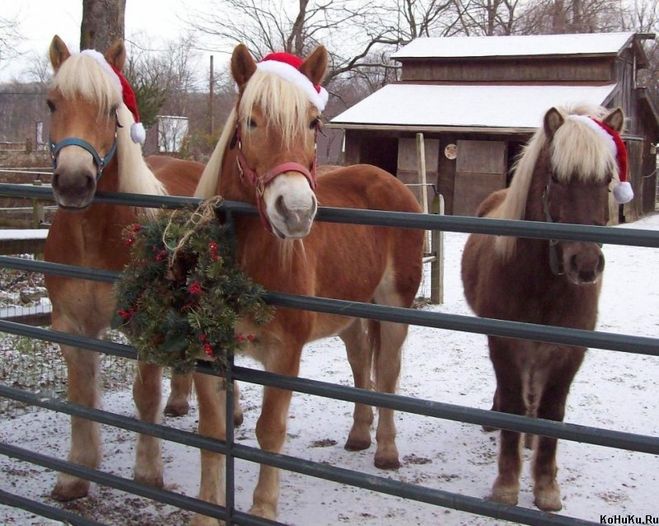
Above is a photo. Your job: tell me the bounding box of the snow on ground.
[1,214,658,525]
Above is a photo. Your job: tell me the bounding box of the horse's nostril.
[598,254,605,273]
[275,195,287,216]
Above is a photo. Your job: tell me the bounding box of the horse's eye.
[247,118,257,129]
[47,100,56,113]
[310,117,321,130]
[550,172,559,183]
[110,104,119,116]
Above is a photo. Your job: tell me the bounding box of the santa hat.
[257,52,329,112]
[80,49,146,144]
[573,115,633,204]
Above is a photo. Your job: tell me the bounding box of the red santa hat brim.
[257,55,328,112]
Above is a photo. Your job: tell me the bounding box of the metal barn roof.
[391,32,636,60]
[329,83,618,132]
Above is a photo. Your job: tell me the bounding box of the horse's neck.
[219,147,256,204]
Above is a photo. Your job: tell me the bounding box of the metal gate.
[1,183,658,526]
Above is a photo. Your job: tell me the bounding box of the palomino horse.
[462,105,625,511]
[44,35,206,500]
[142,43,422,523]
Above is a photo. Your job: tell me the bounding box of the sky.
[0,0,223,83]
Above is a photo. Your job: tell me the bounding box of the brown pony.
[461,105,625,511]
[43,36,207,500]
[155,44,423,523]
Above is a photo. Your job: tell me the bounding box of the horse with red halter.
[160,44,423,523]
[461,105,632,511]
[43,35,209,500]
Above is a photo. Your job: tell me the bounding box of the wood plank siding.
[400,57,615,83]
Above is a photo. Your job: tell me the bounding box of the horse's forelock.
[51,53,121,117]
[550,115,618,184]
[494,104,615,259]
[238,70,315,149]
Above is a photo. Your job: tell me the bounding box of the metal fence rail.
[1,182,658,526]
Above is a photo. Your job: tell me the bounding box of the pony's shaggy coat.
[462,105,623,512]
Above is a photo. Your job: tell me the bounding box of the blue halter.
[49,134,118,181]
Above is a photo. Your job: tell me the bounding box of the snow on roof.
[330,83,617,130]
[391,32,635,60]
[0,229,48,240]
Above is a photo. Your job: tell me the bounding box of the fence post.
[430,194,444,305]
[32,177,44,228]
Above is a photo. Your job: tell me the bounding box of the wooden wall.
[400,57,615,83]
[453,140,507,216]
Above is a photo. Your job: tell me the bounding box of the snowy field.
[1,214,658,525]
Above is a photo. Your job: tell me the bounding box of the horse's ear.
[49,35,70,72]
[231,44,257,91]
[603,107,625,133]
[543,107,564,140]
[299,46,328,87]
[104,39,126,71]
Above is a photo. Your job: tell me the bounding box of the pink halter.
[232,124,318,234]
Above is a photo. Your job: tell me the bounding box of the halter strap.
[50,135,118,181]
[232,124,318,234]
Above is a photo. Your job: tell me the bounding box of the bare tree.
[125,34,201,127]
[80,0,126,51]
[452,0,522,35]
[0,15,23,70]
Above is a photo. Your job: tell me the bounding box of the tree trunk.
[80,0,126,51]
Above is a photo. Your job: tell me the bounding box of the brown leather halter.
[231,123,318,235]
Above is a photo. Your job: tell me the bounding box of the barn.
[329,31,658,223]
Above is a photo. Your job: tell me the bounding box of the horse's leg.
[165,374,243,426]
[489,339,525,506]
[532,354,582,511]
[164,372,192,417]
[51,328,102,500]
[372,319,406,469]
[340,319,374,452]
[482,387,500,432]
[191,372,226,526]
[250,345,302,519]
[133,361,164,487]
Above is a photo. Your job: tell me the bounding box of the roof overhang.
[330,83,619,132]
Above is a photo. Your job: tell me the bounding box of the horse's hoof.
[233,410,244,427]
[534,484,562,511]
[134,470,164,488]
[344,436,371,451]
[190,514,223,526]
[51,478,89,501]
[490,484,519,506]
[164,401,190,417]
[374,454,401,470]
[249,503,277,520]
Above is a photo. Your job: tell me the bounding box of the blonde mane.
[195,69,315,199]
[51,53,166,215]
[494,104,618,258]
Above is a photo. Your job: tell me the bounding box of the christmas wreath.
[112,197,273,373]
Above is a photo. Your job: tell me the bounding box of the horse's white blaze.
[263,173,317,238]
[56,146,96,174]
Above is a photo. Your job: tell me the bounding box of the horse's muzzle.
[562,242,605,285]
[52,170,97,209]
